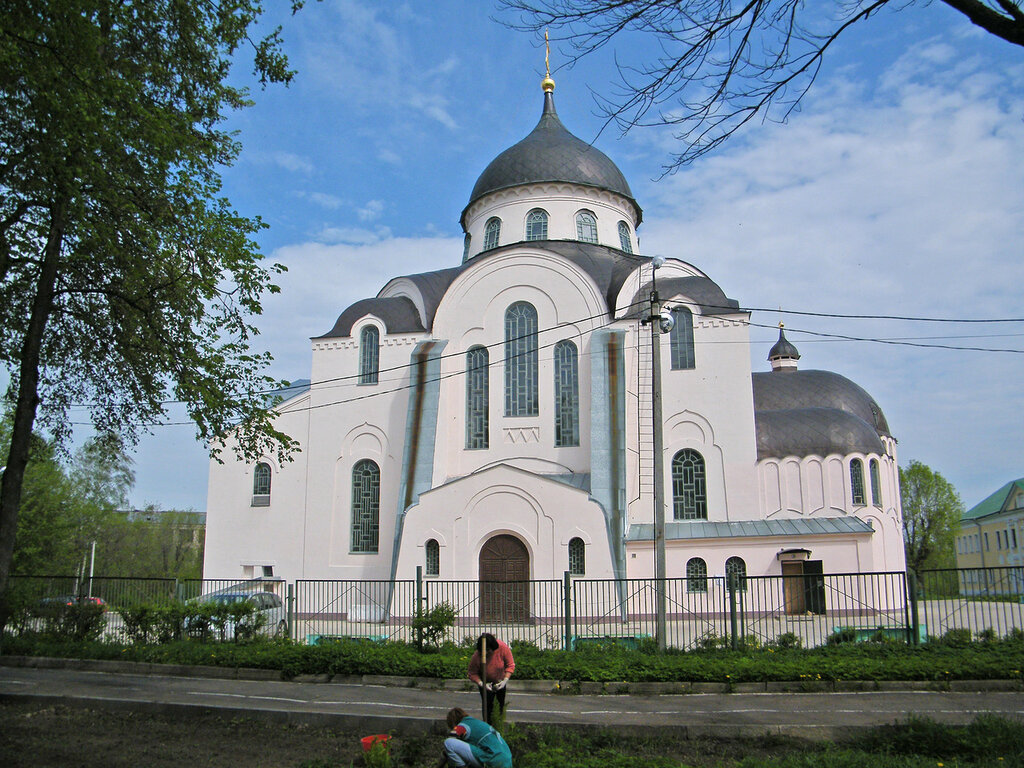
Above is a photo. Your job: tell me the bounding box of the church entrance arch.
[479,534,530,623]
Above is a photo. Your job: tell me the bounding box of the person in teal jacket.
[441,707,513,767]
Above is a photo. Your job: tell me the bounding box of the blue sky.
[122,1,1024,514]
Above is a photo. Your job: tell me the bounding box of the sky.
[121,0,1024,514]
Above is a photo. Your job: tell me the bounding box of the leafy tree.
[0,2,308,626]
[500,1,1024,169]
[900,460,964,575]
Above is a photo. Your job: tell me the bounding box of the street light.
[642,256,672,650]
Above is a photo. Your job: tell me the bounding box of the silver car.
[189,591,288,640]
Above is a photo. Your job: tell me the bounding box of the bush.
[770,632,803,650]
[412,602,456,649]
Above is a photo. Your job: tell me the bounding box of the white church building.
[204,73,906,607]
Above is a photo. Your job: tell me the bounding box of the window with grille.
[525,209,548,241]
[850,459,865,506]
[425,539,440,576]
[351,459,380,553]
[504,302,538,416]
[617,221,633,253]
[575,211,598,243]
[671,449,707,520]
[725,556,747,592]
[359,325,379,385]
[686,557,707,593]
[484,217,501,250]
[869,459,882,506]
[252,463,271,506]
[553,339,579,446]
[465,346,489,449]
[670,307,695,370]
[568,537,585,575]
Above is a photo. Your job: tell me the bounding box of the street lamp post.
[644,256,673,650]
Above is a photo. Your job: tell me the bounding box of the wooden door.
[479,535,530,623]
[782,561,806,615]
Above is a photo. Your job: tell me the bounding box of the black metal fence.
[8,566,1023,649]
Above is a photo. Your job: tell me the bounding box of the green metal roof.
[961,478,1024,521]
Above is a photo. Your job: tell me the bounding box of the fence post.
[906,570,920,646]
[286,582,294,642]
[415,566,423,651]
[563,571,572,651]
[728,573,739,650]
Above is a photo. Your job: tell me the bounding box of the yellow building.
[956,478,1024,569]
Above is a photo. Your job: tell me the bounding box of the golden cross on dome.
[542,29,555,93]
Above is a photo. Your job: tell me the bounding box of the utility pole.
[643,256,672,650]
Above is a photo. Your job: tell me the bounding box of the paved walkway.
[2,658,1023,741]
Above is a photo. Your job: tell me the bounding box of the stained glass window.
[504,302,538,416]
[575,211,598,243]
[554,340,579,446]
[425,539,440,576]
[351,459,380,553]
[670,307,695,370]
[850,459,865,506]
[466,346,489,449]
[672,449,707,520]
[568,537,585,576]
[686,557,707,593]
[525,209,548,241]
[484,217,501,250]
[725,556,747,592]
[359,325,379,385]
[869,459,882,507]
[618,221,633,253]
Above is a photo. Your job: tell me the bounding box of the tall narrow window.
[575,211,598,243]
[425,539,440,576]
[617,221,633,253]
[484,217,501,250]
[850,459,865,506]
[672,449,707,520]
[670,307,695,370]
[869,459,882,507]
[686,557,708,593]
[351,460,380,553]
[553,339,579,447]
[504,302,538,416]
[252,463,271,507]
[725,556,747,592]
[525,208,548,241]
[568,537,585,576]
[465,346,489,450]
[359,326,379,385]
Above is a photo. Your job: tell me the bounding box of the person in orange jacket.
[466,632,515,724]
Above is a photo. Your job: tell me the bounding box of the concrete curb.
[2,655,1022,694]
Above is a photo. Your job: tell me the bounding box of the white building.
[205,75,906,613]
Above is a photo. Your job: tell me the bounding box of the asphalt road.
[3,663,1024,741]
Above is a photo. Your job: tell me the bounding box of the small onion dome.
[768,325,800,371]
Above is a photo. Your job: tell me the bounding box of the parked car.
[35,595,107,612]
[186,591,287,640]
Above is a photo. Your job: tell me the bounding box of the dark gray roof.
[626,516,873,541]
[755,407,885,460]
[625,275,741,318]
[462,90,640,228]
[752,369,892,460]
[317,296,425,338]
[768,327,800,360]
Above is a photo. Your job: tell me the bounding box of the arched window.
[484,217,501,250]
[686,557,707,593]
[351,460,380,553]
[671,449,707,520]
[725,556,747,592]
[252,462,271,506]
[850,458,866,506]
[869,459,882,507]
[525,208,548,241]
[358,325,379,385]
[425,539,440,577]
[462,233,471,263]
[504,302,538,416]
[568,537,585,576]
[617,221,633,253]
[670,307,695,370]
[465,346,489,450]
[553,339,579,447]
[575,211,598,243]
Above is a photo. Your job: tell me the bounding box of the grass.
[2,701,1022,767]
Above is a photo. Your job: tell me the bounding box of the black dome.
[461,90,640,227]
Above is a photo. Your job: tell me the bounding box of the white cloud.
[316,225,392,245]
[307,192,346,209]
[272,152,315,174]
[357,199,386,222]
